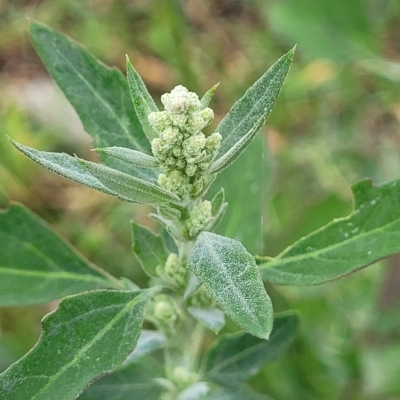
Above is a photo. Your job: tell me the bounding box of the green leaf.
[0,289,154,400]
[211,135,272,254]
[131,222,170,277]
[10,141,139,203]
[214,48,294,167]
[204,313,299,386]
[79,356,163,400]
[126,58,159,142]
[29,22,154,180]
[0,203,118,306]
[122,330,166,366]
[94,146,159,169]
[260,179,400,284]
[78,158,181,205]
[188,307,225,334]
[201,83,219,108]
[187,232,273,339]
[206,386,272,400]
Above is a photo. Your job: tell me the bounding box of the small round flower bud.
[153,294,176,321]
[172,146,183,157]
[169,113,187,128]
[161,126,181,144]
[185,163,197,177]
[148,111,170,133]
[165,156,176,166]
[187,92,202,111]
[186,200,212,236]
[163,85,190,113]
[185,113,206,133]
[175,158,186,169]
[200,108,214,126]
[182,133,206,158]
[151,138,167,160]
[205,132,222,152]
[164,253,179,275]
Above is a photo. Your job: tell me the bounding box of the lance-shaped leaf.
[94,146,159,168]
[210,117,264,174]
[188,307,225,334]
[10,140,138,203]
[204,313,299,386]
[30,22,154,180]
[78,158,181,205]
[214,48,294,168]
[131,222,169,277]
[187,232,273,339]
[260,179,400,285]
[0,203,119,306]
[126,58,158,142]
[0,289,155,400]
[79,356,164,400]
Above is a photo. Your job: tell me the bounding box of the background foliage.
[1,1,400,398]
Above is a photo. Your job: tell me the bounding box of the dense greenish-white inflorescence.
[149,85,222,198]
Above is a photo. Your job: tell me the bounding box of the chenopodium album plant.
[1,23,400,400]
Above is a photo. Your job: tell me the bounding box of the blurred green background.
[2,0,400,399]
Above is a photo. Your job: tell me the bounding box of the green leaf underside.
[260,179,400,285]
[188,232,273,339]
[122,330,167,365]
[0,204,116,306]
[29,22,154,181]
[95,146,159,168]
[216,48,294,159]
[10,141,137,203]
[79,356,163,400]
[131,222,169,277]
[204,313,299,386]
[0,290,152,400]
[79,158,181,205]
[206,386,272,400]
[126,59,158,142]
[188,307,225,334]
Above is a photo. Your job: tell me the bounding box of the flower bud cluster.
[149,85,221,198]
[189,285,213,308]
[152,294,177,325]
[185,200,212,237]
[163,253,187,288]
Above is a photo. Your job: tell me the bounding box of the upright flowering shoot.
[149,85,221,199]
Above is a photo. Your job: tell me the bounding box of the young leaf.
[0,289,154,400]
[0,203,118,306]
[204,313,299,386]
[126,58,159,142]
[260,179,400,285]
[210,117,264,174]
[29,22,154,180]
[10,140,138,203]
[188,307,225,334]
[206,386,272,400]
[201,83,219,108]
[78,158,181,205]
[94,146,159,168]
[131,222,169,278]
[187,232,273,339]
[122,330,167,366]
[210,188,225,216]
[214,48,294,168]
[79,356,164,400]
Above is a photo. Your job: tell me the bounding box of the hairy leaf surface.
[30,22,154,180]
[131,222,169,277]
[204,313,299,386]
[0,204,117,306]
[188,232,273,339]
[0,289,153,400]
[79,356,163,400]
[214,48,294,167]
[188,307,225,334]
[260,179,400,284]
